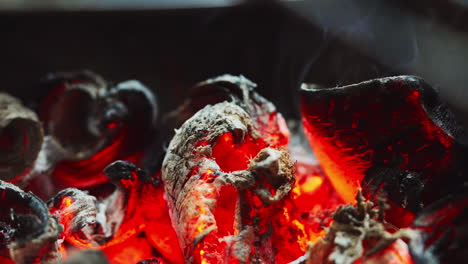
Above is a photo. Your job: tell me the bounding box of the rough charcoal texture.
[162,75,294,263]
[291,191,415,264]
[301,76,468,226]
[0,180,62,264]
[0,93,43,182]
[28,70,158,193]
[0,72,467,264]
[48,160,183,264]
[409,184,468,264]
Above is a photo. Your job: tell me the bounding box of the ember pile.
[0,72,466,264]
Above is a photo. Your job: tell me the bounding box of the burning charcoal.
[280,161,343,258]
[167,75,284,128]
[0,180,62,264]
[162,75,296,263]
[301,76,468,225]
[48,188,108,245]
[158,75,290,171]
[273,122,344,261]
[48,160,183,264]
[290,191,415,264]
[27,71,157,193]
[0,93,43,182]
[408,184,468,264]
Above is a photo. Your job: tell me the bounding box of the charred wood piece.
[0,180,62,264]
[0,93,43,182]
[301,76,468,226]
[162,75,293,263]
[409,184,468,264]
[27,71,158,190]
[49,160,183,264]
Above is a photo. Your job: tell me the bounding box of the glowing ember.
[300,76,468,228]
[0,74,467,264]
[29,71,157,196]
[162,75,298,263]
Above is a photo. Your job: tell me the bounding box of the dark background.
[0,0,467,124]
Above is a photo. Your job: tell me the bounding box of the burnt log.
[0,93,43,182]
[301,76,468,226]
[162,75,296,263]
[0,180,62,264]
[26,71,158,192]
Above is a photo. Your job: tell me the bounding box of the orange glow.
[283,207,290,221]
[292,220,308,251]
[269,161,344,262]
[24,76,462,264]
[301,83,454,204]
[302,126,370,203]
[62,196,72,207]
[53,173,184,264]
[197,224,204,234]
[200,250,207,264]
[301,176,323,193]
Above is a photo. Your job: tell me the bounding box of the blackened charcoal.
[363,167,425,212]
[176,75,277,128]
[103,161,139,181]
[103,160,156,185]
[29,71,158,191]
[39,70,157,161]
[0,181,50,240]
[409,184,468,264]
[301,76,468,222]
[148,74,286,183]
[0,180,62,264]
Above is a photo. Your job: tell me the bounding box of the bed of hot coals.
[0,72,466,264]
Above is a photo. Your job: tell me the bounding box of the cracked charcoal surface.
[162,75,294,263]
[301,76,468,226]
